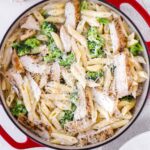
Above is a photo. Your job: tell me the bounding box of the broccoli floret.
[87,27,105,58]
[88,40,105,58]
[12,42,31,56]
[48,38,57,51]
[88,27,98,41]
[59,53,75,67]
[11,101,27,117]
[44,48,62,63]
[41,21,57,37]
[12,38,41,56]
[81,0,89,10]
[59,103,76,128]
[120,95,134,102]
[86,71,104,80]
[24,38,41,49]
[97,18,110,25]
[129,43,143,56]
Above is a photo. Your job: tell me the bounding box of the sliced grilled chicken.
[114,53,130,98]
[65,2,76,28]
[51,62,60,82]
[27,73,41,102]
[60,26,72,52]
[77,127,114,146]
[74,83,87,120]
[5,69,23,92]
[21,15,40,30]
[64,117,93,134]
[20,56,50,74]
[92,89,115,115]
[109,18,127,53]
[18,115,51,140]
[61,68,75,87]
[73,0,80,23]
[1,47,13,70]
[85,87,96,122]
[71,63,86,88]
[5,70,32,111]
[20,30,36,41]
[12,50,25,73]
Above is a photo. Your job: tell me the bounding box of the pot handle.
[0,126,42,149]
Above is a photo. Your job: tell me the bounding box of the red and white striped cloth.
[0,0,150,149]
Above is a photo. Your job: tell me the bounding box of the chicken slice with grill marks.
[60,25,72,52]
[21,15,40,30]
[114,53,131,98]
[12,50,25,73]
[85,87,96,123]
[77,126,114,146]
[51,62,60,83]
[92,88,115,115]
[71,63,86,88]
[20,56,51,75]
[74,82,87,120]
[18,115,51,140]
[65,0,80,28]
[64,117,93,134]
[109,18,127,53]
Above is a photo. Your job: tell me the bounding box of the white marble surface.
[0,0,149,150]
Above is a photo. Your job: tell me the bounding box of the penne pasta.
[46,16,65,23]
[81,10,112,18]
[110,119,129,129]
[51,132,78,145]
[47,9,65,16]
[67,25,87,48]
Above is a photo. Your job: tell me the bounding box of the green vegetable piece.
[120,95,134,102]
[44,49,62,63]
[12,38,41,56]
[88,40,105,58]
[59,103,76,128]
[41,21,57,37]
[11,101,27,117]
[81,0,89,10]
[12,42,31,57]
[24,38,40,49]
[86,71,104,80]
[97,18,110,25]
[87,27,105,58]
[129,43,144,56]
[59,110,74,127]
[59,53,75,67]
[88,27,98,41]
